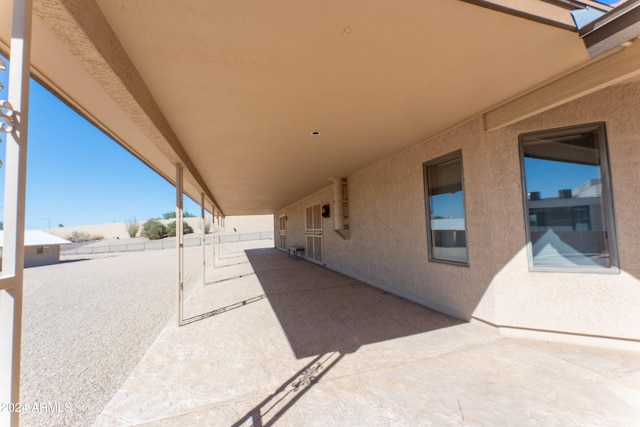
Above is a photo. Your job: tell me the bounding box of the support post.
[212,212,215,266]
[0,1,33,425]
[222,216,226,254]
[212,211,220,268]
[176,164,184,325]
[200,193,205,287]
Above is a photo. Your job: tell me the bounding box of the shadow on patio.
[226,248,463,426]
[95,245,640,426]
[243,248,464,358]
[96,245,468,425]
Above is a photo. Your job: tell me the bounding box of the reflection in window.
[520,123,618,270]
[424,151,468,265]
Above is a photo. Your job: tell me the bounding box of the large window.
[423,150,468,265]
[519,123,618,271]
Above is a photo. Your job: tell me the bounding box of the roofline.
[580,0,640,57]
[0,42,222,218]
[459,0,579,31]
[31,0,225,216]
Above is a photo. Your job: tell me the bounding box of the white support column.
[0,289,19,427]
[176,164,184,326]
[0,1,33,425]
[211,209,217,268]
[213,211,217,266]
[200,193,205,287]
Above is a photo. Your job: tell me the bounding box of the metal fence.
[61,231,274,255]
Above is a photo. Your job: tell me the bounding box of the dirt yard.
[20,246,203,426]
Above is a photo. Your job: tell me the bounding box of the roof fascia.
[459,0,578,31]
[579,0,640,57]
[0,44,180,208]
[484,41,640,129]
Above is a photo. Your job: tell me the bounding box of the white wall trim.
[471,317,640,352]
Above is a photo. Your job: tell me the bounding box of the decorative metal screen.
[305,205,323,263]
[278,215,287,249]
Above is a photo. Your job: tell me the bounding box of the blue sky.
[430,192,464,219]
[524,158,600,199]
[0,56,203,229]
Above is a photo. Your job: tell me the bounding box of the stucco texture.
[275,81,640,343]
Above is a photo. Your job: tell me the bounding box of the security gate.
[278,214,287,250]
[305,204,323,264]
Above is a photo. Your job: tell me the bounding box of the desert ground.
[20,239,262,426]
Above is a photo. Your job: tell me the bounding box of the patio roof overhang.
[580,0,640,57]
[0,0,638,216]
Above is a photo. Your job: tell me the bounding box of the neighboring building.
[0,230,71,268]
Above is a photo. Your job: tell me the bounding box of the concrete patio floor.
[95,243,640,426]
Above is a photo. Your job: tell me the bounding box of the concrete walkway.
[95,245,640,426]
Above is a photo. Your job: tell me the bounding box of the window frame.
[423,149,469,267]
[518,122,620,273]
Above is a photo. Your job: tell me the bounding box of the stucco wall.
[275,80,640,342]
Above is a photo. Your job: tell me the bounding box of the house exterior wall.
[275,80,640,344]
[23,245,61,268]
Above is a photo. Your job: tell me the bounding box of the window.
[423,150,468,265]
[519,123,618,271]
[36,246,50,255]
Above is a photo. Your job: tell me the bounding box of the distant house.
[0,230,71,268]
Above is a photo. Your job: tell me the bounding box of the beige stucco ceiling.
[1,0,595,215]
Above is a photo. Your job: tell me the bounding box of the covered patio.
[93,241,640,426]
[2,1,640,425]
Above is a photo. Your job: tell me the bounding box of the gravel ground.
[19,246,205,426]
